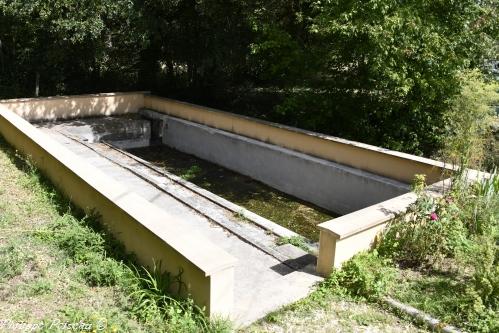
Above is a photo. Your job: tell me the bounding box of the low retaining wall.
[316,193,417,275]
[0,105,236,318]
[140,110,409,215]
[1,92,146,121]
[144,95,449,184]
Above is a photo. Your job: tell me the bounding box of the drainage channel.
[56,130,315,271]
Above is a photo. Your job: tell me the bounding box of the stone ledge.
[318,192,418,240]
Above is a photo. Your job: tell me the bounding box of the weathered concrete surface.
[35,121,323,326]
[107,145,302,240]
[38,116,151,149]
[140,110,410,215]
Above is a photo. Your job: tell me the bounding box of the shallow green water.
[127,145,338,241]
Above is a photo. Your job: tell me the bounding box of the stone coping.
[318,192,417,240]
[318,178,456,240]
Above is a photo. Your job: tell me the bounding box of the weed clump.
[325,251,396,301]
[0,242,32,281]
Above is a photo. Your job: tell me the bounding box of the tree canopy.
[0,0,497,156]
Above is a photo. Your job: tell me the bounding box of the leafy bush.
[468,238,499,310]
[454,170,499,237]
[378,171,499,332]
[79,253,125,287]
[439,70,499,168]
[378,175,469,266]
[325,251,395,300]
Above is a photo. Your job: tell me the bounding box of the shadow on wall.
[0,92,146,122]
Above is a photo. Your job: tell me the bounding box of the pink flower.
[430,212,438,221]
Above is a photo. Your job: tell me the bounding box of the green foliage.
[378,193,469,266]
[274,0,498,155]
[325,251,396,300]
[467,237,499,310]
[1,0,497,157]
[0,0,144,97]
[126,263,214,332]
[439,70,499,168]
[447,170,499,243]
[276,235,310,251]
[0,241,32,281]
[378,171,499,332]
[78,253,125,287]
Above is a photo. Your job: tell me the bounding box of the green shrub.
[79,253,125,287]
[439,70,499,168]
[462,237,499,310]
[451,233,499,332]
[377,184,469,266]
[378,172,498,332]
[325,251,395,300]
[455,171,499,237]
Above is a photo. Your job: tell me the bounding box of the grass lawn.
[0,136,428,332]
[244,288,427,333]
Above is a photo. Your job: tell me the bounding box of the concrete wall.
[0,105,236,318]
[0,92,146,121]
[140,110,410,215]
[140,96,457,273]
[316,192,418,275]
[1,92,458,282]
[144,95,451,184]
